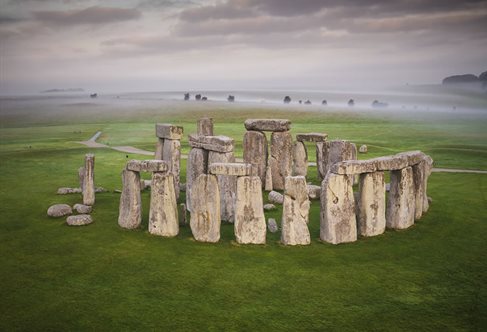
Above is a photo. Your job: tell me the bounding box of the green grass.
[0,104,486,330]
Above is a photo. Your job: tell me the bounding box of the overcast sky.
[1,0,486,94]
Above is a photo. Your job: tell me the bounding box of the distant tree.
[227,95,235,102]
[348,99,354,106]
[283,96,291,104]
[322,99,327,105]
[195,94,202,101]
[201,96,208,101]
[304,100,311,105]
[299,100,302,104]
[184,93,190,101]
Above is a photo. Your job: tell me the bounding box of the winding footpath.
[78,131,487,174]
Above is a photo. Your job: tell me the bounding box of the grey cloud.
[32,6,141,26]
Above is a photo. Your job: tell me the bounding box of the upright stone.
[243,130,268,185]
[148,173,179,237]
[78,167,85,190]
[208,151,236,222]
[163,139,181,199]
[422,156,433,213]
[320,173,357,244]
[190,174,221,243]
[118,169,142,229]
[197,117,214,136]
[316,141,328,181]
[265,164,273,191]
[234,176,266,244]
[412,161,426,220]
[155,138,164,160]
[386,167,415,229]
[293,141,308,176]
[83,154,95,206]
[357,172,386,237]
[186,148,208,212]
[269,131,292,190]
[281,176,310,245]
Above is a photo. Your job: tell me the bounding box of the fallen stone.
[208,151,237,222]
[244,119,291,132]
[73,203,92,214]
[188,134,234,153]
[359,145,368,153]
[269,131,293,190]
[47,204,73,217]
[57,187,82,194]
[180,182,186,192]
[126,159,168,173]
[296,133,328,142]
[320,173,357,244]
[114,189,122,193]
[148,173,179,237]
[163,138,181,199]
[66,214,93,226]
[190,174,221,242]
[155,123,184,140]
[263,203,276,211]
[307,184,321,200]
[330,159,377,175]
[83,154,95,206]
[281,176,310,245]
[243,130,268,185]
[293,141,308,176]
[268,218,278,233]
[208,162,251,176]
[118,169,142,229]
[386,167,415,229]
[356,172,386,237]
[95,187,108,193]
[234,176,266,244]
[197,117,214,136]
[268,190,284,204]
[186,148,208,212]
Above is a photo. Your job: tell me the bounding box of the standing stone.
[83,154,95,206]
[357,172,386,237]
[412,161,426,220]
[320,173,357,244]
[359,145,368,153]
[265,164,273,191]
[293,141,308,176]
[163,139,181,199]
[186,148,208,212]
[243,130,268,185]
[386,167,415,229]
[234,176,266,244]
[208,151,236,222]
[118,169,142,229]
[281,176,310,245]
[149,173,179,237]
[197,117,214,136]
[155,138,164,160]
[179,203,187,226]
[269,131,292,190]
[190,174,221,243]
[316,141,328,181]
[422,156,433,213]
[78,167,85,190]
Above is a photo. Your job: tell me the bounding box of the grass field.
[0,100,486,330]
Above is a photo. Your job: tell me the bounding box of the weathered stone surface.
[118,169,142,229]
[83,154,95,206]
[281,176,311,245]
[78,167,85,189]
[330,160,377,175]
[197,117,213,136]
[73,203,92,214]
[357,172,386,237]
[47,204,72,217]
[328,140,355,167]
[412,161,426,220]
[264,164,273,191]
[244,119,291,132]
[57,187,82,194]
[296,133,328,142]
[126,159,168,173]
[293,141,308,176]
[154,138,164,160]
[269,131,293,190]
[268,218,278,233]
[268,190,284,204]
[95,187,107,193]
[234,176,266,244]
[163,138,181,199]
[190,174,221,243]
[149,173,179,237]
[307,184,321,200]
[316,141,328,181]
[208,162,251,176]
[386,167,415,229]
[396,150,426,166]
[66,214,93,226]
[422,156,433,213]
[320,173,357,244]
[155,123,183,140]
[263,203,276,211]
[179,203,187,225]
[188,134,234,153]
[243,130,268,184]
[359,145,368,153]
[208,151,237,222]
[186,148,208,212]
[372,155,408,171]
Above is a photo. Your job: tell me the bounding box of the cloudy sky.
[1,0,486,94]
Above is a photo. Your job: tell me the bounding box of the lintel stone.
[296,133,328,142]
[208,162,251,176]
[155,123,184,140]
[188,134,234,152]
[244,119,291,132]
[126,159,168,172]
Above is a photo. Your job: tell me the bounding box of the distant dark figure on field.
[227,95,235,102]
[299,100,302,104]
[202,96,208,101]
[195,94,202,101]
[184,93,190,101]
[90,93,97,98]
[322,99,327,105]
[348,99,354,107]
[283,96,291,104]
[372,100,388,108]
[304,100,312,105]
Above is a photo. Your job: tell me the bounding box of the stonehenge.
[155,123,183,199]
